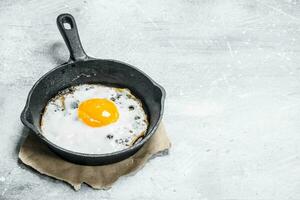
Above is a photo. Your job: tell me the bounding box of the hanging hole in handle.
[62,17,73,30]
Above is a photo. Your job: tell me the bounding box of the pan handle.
[57,13,89,62]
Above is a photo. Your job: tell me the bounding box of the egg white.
[41,84,148,154]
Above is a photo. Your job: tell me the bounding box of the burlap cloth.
[18,123,170,190]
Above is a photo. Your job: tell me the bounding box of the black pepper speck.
[106,134,114,139]
[134,116,140,120]
[70,101,78,109]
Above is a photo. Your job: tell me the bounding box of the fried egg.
[40,84,148,154]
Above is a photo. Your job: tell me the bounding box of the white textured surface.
[0,0,300,199]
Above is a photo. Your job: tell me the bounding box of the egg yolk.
[78,98,119,127]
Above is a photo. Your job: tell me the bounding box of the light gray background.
[0,0,300,199]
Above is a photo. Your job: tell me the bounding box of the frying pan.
[20,13,165,165]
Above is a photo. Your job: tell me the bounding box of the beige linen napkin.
[19,123,170,190]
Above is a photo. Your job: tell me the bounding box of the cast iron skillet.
[20,13,165,165]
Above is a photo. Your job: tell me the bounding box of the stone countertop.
[0,0,299,199]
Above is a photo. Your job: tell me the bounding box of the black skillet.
[20,13,165,165]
